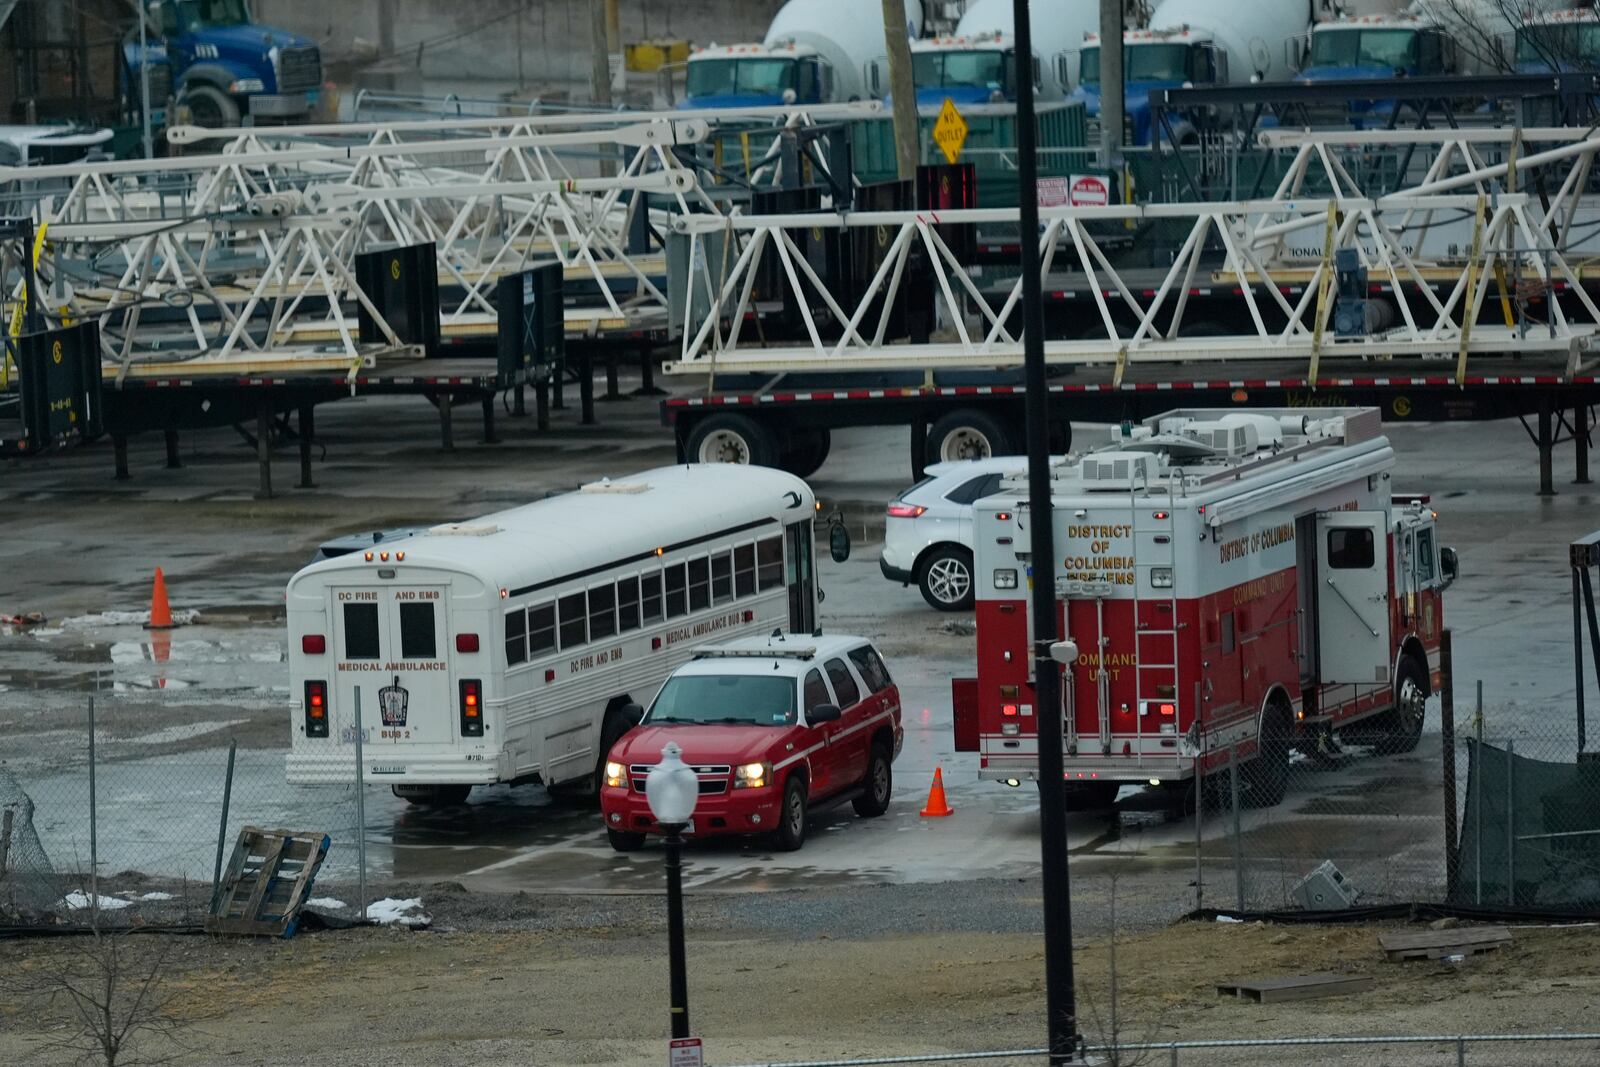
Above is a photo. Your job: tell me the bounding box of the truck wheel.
[178,84,241,128]
[774,777,808,851]
[918,545,975,612]
[1244,702,1292,808]
[1370,656,1428,755]
[779,428,831,479]
[607,828,646,852]
[926,409,1015,464]
[852,744,892,817]
[684,413,778,467]
[392,784,471,806]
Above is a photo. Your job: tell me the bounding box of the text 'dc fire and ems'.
[953,407,1457,809]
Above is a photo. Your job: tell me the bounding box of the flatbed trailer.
[663,359,1600,493]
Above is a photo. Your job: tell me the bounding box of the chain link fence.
[3,691,367,927]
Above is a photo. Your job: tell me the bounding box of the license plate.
[371,765,406,775]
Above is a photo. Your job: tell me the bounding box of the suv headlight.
[604,761,627,788]
[734,761,772,789]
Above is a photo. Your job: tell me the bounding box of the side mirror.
[621,702,645,729]
[808,703,841,725]
[1439,546,1459,587]
[829,519,851,563]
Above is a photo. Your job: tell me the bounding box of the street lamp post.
[646,741,699,1041]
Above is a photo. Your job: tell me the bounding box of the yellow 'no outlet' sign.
[932,97,968,165]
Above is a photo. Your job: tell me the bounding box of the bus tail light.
[304,681,328,738]
[301,634,326,654]
[460,680,484,737]
[455,633,480,653]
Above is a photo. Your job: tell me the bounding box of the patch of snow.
[63,609,201,629]
[1215,915,1243,923]
[62,892,133,911]
[307,897,347,910]
[119,720,247,745]
[364,897,430,927]
[135,891,176,902]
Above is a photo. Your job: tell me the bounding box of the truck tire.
[779,428,831,479]
[774,776,808,851]
[918,545,975,612]
[392,784,471,806]
[178,83,240,128]
[684,413,778,467]
[852,743,892,817]
[926,409,1016,464]
[1244,701,1292,808]
[1368,655,1429,755]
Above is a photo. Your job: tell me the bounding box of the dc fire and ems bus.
[953,408,1458,807]
[286,465,824,805]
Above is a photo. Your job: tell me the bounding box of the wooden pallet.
[1379,926,1512,962]
[206,827,330,939]
[1216,974,1375,1003]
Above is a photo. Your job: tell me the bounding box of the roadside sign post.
[668,1037,703,1067]
[932,97,969,165]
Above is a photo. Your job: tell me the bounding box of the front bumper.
[249,92,314,117]
[601,783,783,837]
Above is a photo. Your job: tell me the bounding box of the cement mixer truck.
[1072,0,1319,143]
[892,0,1111,107]
[681,0,924,109]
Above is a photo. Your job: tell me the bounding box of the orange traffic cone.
[919,766,954,818]
[144,568,177,630]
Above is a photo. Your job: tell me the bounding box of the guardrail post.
[1505,739,1516,906]
[254,399,274,501]
[297,405,316,489]
[1230,743,1243,912]
[1441,630,1458,900]
[164,428,181,469]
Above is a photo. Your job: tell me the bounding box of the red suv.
[601,633,903,852]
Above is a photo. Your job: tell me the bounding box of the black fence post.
[1441,629,1458,901]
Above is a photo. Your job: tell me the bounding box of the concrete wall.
[254,0,785,89]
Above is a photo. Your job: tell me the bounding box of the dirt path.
[4,914,1599,1066]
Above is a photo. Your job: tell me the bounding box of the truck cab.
[1515,9,1600,74]
[1299,15,1454,82]
[123,0,323,129]
[681,42,834,109]
[1072,27,1225,145]
[897,33,1036,107]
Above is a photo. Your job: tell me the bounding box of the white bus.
[285,465,824,804]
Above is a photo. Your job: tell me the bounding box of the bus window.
[343,603,380,659]
[757,536,783,590]
[688,556,711,612]
[642,570,664,623]
[505,608,527,665]
[589,583,616,640]
[711,550,733,605]
[559,592,588,649]
[529,603,556,655]
[399,602,436,660]
[618,575,641,631]
[664,561,688,618]
[734,543,756,597]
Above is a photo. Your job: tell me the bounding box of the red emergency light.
[301,634,326,655]
[1001,703,1019,717]
[456,633,480,653]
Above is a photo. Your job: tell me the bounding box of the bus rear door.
[332,586,455,745]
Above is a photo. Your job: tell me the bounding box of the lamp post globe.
[646,741,698,828]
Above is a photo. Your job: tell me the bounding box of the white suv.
[879,457,1025,611]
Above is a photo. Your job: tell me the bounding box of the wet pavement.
[3,386,1597,900]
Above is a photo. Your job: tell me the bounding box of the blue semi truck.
[123,0,323,130]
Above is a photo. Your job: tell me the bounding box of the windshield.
[1310,28,1418,69]
[174,0,251,31]
[913,48,1012,90]
[646,673,798,726]
[1516,24,1600,67]
[1078,43,1191,87]
[686,57,798,99]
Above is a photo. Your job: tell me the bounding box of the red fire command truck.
[951,407,1458,807]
